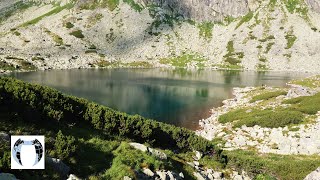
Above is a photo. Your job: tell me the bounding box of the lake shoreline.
[197,75,320,155]
[2,65,320,76]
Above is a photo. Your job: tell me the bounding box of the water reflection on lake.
[9,69,312,130]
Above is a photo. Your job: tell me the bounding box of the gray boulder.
[0,131,9,142]
[304,167,320,180]
[67,174,81,180]
[149,148,167,160]
[129,142,167,160]
[286,86,316,98]
[46,157,70,177]
[143,168,155,177]
[123,176,132,180]
[129,142,148,152]
[0,173,17,180]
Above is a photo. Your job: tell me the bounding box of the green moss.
[85,49,97,54]
[65,22,74,29]
[124,61,153,68]
[269,0,277,10]
[5,56,24,60]
[259,57,267,63]
[259,35,275,42]
[285,30,297,49]
[198,22,214,40]
[79,0,119,11]
[285,0,308,16]
[265,42,275,53]
[18,60,37,70]
[235,11,254,29]
[257,64,269,71]
[123,0,143,12]
[44,29,64,45]
[87,13,104,28]
[70,30,84,38]
[32,56,45,61]
[250,90,287,102]
[224,16,236,25]
[283,53,292,58]
[311,27,318,32]
[13,31,21,36]
[223,41,244,65]
[218,108,304,128]
[159,53,207,68]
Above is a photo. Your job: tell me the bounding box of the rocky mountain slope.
[0,0,320,72]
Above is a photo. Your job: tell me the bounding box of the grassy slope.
[1,77,320,179]
[0,107,199,179]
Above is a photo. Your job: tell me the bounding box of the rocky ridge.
[0,0,320,72]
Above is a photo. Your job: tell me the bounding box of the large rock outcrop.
[305,0,320,13]
[137,0,250,21]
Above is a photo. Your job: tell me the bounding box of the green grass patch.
[198,22,214,40]
[284,0,309,18]
[20,3,74,27]
[265,42,275,53]
[289,75,320,88]
[283,92,320,114]
[235,11,254,29]
[0,61,16,71]
[224,16,236,25]
[13,31,21,36]
[79,0,119,11]
[85,49,97,54]
[124,61,153,68]
[285,30,297,49]
[224,150,320,180]
[250,90,287,102]
[259,57,267,63]
[103,142,165,179]
[70,30,84,38]
[18,60,37,70]
[259,35,275,43]
[44,29,63,45]
[269,0,277,10]
[159,53,207,68]
[283,53,292,59]
[257,64,269,71]
[65,22,74,29]
[223,41,244,65]
[218,108,304,128]
[123,0,144,12]
[87,13,104,28]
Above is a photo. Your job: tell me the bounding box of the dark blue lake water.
[9,69,311,130]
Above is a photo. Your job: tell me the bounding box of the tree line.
[0,77,217,153]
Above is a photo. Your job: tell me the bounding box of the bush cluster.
[218,108,304,128]
[54,130,77,160]
[249,90,287,103]
[0,77,214,152]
